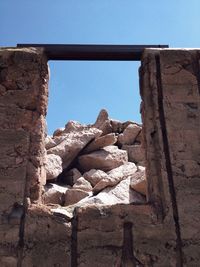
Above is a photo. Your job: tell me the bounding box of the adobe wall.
[0,47,199,267]
[0,48,49,266]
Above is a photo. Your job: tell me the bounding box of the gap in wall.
[43,60,147,207]
[46,61,141,135]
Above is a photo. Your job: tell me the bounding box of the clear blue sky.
[1,1,200,134]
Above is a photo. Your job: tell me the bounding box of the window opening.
[44,60,146,207]
[16,44,168,209]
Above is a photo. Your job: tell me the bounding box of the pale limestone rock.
[93,109,108,128]
[78,145,128,172]
[58,168,82,185]
[65,189,90,206]
[80,177,146,205]
[42,183,70,205]
[47,127,102,169]
[73,177,93,192]
[130,170,147,196]
[122,144,145,164]
[64,120,86,133]
[45,154,62,181]
[51,207,74,221]
[93,162,137,193]
[53,127,65,137]
[45,135,56,150]
[83,133,117,154]
[122,121,141,130]
[93,109,112,135]
[111,120,139,133]
[83,169,109,187]
[118,124,141,146]
[50,134,68,147]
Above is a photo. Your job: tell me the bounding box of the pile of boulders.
[43,109,147,207]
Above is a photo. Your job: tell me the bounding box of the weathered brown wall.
[0,48,199,267]
[0,48,49,266]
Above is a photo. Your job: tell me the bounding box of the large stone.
[122,144,145,164]
[78,145,128,172]
[118,123,141,146]
[111,120,140,134]
[82,133,117,154]
[64,120,85,133]
[45,154,62,181]
[65,189,90,206]
[130,170,147,196]
[93,109,112,135]
[83,169,109,187]
[45,136,57,150]
[47,127,102,169]
[73,177,93,192]
[80,177,146,205]
[53,127,65,137]
[93,162,137,193]
[51,207,74,221]
[42,183,70,205]
[110,119,124,133]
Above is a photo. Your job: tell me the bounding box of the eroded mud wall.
[0,48,199,267]
[0,48,48,266]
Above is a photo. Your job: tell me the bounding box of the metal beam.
[17,44,169,61]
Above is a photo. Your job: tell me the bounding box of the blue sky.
[1,1,200,134]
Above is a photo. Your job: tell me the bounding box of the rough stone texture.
[122,144,145,164]
[82,133,117,154]
[139,48,200,266]
[65,188,90,206]
[78,145,128,172]
[45,135,56,150]
[83,169,109,187]
[82,177,146,205]
[53,127,65,137]
[42,183,69,205]
[0,48,48,265]
[130,170,147,195]
[73,177,93,192]
[47,127,102,169]
[93,109,112,135]
[118,123,141,145]
[0,48,200,266]
[45,154,62,180]
[110,119,124,133]
[93,162,137,193]
[22,204,71,266]
[64,120,85,133]
[75,205,177,267]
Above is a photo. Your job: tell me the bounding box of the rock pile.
[43,109,147,207]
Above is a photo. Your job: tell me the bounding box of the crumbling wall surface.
[0,48,49,266]
[74,49,200,267]
[0,48,199,267]
[140,48,200,266]
[154,49,200,266]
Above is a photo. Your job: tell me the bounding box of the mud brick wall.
[0,48,199,267]
[0,48,48,266]
[141,49,200,266]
